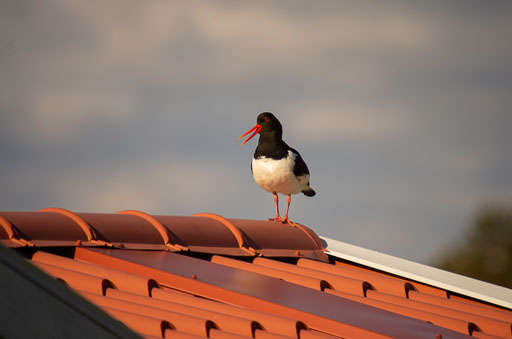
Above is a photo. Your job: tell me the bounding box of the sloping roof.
[1,208,511,339]
[322,237,512,310]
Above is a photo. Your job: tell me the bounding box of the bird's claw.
[286,220,299,227]
[268,217,298,227]
[282,218,299,227]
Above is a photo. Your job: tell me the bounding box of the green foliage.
[435,205,512,289]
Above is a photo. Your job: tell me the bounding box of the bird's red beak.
[238,124,262,145]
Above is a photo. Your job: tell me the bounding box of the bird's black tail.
[302,187,316,197]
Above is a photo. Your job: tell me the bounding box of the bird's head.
[238,112,282,145]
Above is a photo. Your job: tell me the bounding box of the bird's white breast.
[252,150,309,195]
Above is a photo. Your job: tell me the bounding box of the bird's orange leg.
[281,194,297,226]
[282,194,299,226]
[268,192,282,222]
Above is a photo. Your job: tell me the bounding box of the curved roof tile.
[1,209,511,339]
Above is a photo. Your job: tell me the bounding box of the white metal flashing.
[321,236,512,310]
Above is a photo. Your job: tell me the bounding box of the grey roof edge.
[320,236,512,310]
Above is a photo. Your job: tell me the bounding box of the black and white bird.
[238,112,315,224]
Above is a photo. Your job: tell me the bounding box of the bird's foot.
[269,216,298,227]
[283,218,299,227]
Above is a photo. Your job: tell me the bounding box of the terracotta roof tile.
[328,289,476,335]
[149,288,304,338]
[32,251,158,296]
[0,209,327,260]
[331,259,447,298]
[101,306,174,338]
[83,292,218,337]
[365,290,511,337]
[79,212,166,245]
[473,332,511,339]
[1,211,88,245]
[72,247,470,338]
[2,209,512,339]
[408,291,512,323]
[448,293,508,313]
[253,329,293,339]
[33,261,115,295]
[211,255,333,291]
[0,216,12,239]
[100,289,262,337]
[325,236,512,309]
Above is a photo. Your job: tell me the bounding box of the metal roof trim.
[321,236,512,310]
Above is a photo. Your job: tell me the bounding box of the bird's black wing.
[289,147,310,177]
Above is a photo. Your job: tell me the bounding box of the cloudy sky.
[1,1,511,263]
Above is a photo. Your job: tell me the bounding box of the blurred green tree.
[434,205,512,289]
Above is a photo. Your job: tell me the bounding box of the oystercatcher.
[238,112,316,225]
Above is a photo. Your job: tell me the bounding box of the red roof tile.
[32,251,158,296]
[148,288,304,338]
[309,258,446,298]
[1,209,511,339]
[102,306,175,338]
[0,209,327,260]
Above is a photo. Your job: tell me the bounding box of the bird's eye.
[264,116,269,122]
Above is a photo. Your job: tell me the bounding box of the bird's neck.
[259,129,282,143]
[258,130,285,148]
[255,131,288,159]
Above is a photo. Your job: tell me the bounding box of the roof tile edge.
[321,236,512,310]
